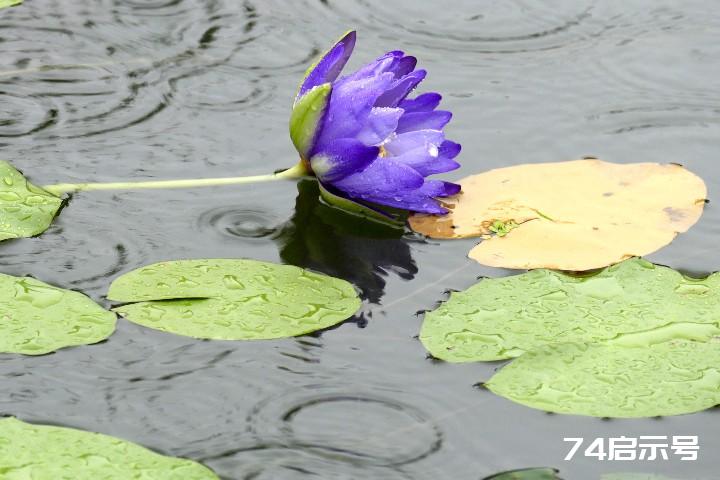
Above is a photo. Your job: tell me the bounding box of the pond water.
[1,1,719,479]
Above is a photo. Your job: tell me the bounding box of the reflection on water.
[277,180,417,304]
[0,0,719,479]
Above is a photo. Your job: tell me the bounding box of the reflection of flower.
[276,180,417,304]
[290,31,461,214]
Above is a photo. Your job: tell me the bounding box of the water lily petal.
[296,31,356,102]
[344,51,403,82]
[388,55,417,78]
[310,138,379,183]
[393,145,461,176]
[396,110,452,133]
[358,178,459,214]
[399,92,442,113]
[375,69,427,107]
[356,107,404,146]
[384,129,445,156]
[333,158,424,199]
[439,140,462,159]
[331,159,456,213]
[314,72,396,148]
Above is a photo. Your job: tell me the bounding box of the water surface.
[1,1,718,478]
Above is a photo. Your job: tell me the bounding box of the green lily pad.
[421,258,720,362]
[486,340,720,417]
[0,417,218,479]
[0,0,22,9]
[108,259,361,340]
[0,161,62,242]
[0,273,116,355]
[483,467,562,479]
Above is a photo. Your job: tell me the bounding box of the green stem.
[42,162,309,196]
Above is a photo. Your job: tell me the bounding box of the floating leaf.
[108,259,361,340]
[0,273,116,355]
[0,417,218,479]
[409,159,706,270]
[483,467,562,480]
[421,258,720,362]
[0,161,62,242]
[0,0,21,9]
[486,340,720,417]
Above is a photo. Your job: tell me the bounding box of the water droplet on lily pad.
[421,258,720,362]
[108,259,360,340]
[486,339,720,417]
[0,161,62,242]
[0,273,116,355]
[0,417,218,479]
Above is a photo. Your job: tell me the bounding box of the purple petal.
[393,145,460,176]
[356,178,456,214]
[356,107,404,146]
[399,92,442,113]
[375,69,427,107]
[396,110,452,134]
[384,129,445,156]
[330,158,457,214]
[310,138,379,183]
[297,31,356,102]
[332,158,425,200]
[313,72,396,148]
[439,140,461,159]
[377,180,459,214]
[344,51,403,82]
[388,56,417,78]
[426,180,461,197]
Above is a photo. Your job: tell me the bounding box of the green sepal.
[318,182,406,228]
[290,83,331,160]
[0,0,22,9]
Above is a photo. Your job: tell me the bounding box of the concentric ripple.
[203,445,418,480]
[593,21,720,98]
[587,102,720,135]
[248,386,443,467]
[312,0,599,55]
[170,64,273,112]
[196,205,286,240]
[0,87,58,138]
[0,25,168,139]
[0,203,147,295]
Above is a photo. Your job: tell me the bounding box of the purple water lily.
[289,31,461,215]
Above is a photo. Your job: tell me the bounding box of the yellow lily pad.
[409,159,706,271]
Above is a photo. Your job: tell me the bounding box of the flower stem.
[42,162,309,196]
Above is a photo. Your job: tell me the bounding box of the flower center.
[378,145,388,158]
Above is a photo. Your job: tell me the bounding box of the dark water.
[1,1,719,479]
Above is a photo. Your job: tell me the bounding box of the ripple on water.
[205,445,418,480]
[0,24,168,139]
[587,102,720,135]
[0,86,58,138]
[196,205,286,240]
[0,206,147,295]
[309,0,600,55]
[592,16,720,98]
[170,64,273,112]
[248,385,443,467]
